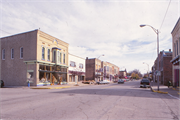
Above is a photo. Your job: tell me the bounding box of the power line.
[159,0,172,30]
[0,29,11,34]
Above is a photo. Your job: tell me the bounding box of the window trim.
[63,53,65,64]
[11,48,14,59]
[20,47,23,59]
[42,46,45,60]
[2,49,5,60]
[47,48,50,61]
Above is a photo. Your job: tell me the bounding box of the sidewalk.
[150,81,180,99]
[30,82,92,89]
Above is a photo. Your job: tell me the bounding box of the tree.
[129,69,142,78]
[131,72,136,78]
[135,74,139,79]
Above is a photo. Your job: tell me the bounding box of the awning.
[24,60,69,68]
[39,70,67,74]
[170,55,180,65]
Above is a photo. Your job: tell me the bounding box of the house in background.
[68,53,85,84]
[170,17,180,87]
[1,29,69,86]
[119,69,127,79]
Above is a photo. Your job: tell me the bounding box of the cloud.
[1,0,179,74]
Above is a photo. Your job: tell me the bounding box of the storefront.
[170,55,180,87]
[24,60,68,86]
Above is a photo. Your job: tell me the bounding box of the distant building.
[119,69,127,78]
[85,57,119,82]
[1,29,69,86]
[152,50,172,86]
[68,53,85,84]
[170,17,180,87]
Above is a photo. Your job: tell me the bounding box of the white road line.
[168,93,180,100]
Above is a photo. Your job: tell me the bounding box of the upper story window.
[177,41,178,55]
[59,52,62,63]
[70,61,76,67]
[47,49,50,61]
[174,43,176,56]
[2,49,5,60]
[79,63,83,69]
[42,47,45,60]
[58,51,60,63]
[20,47,23,59]
[11,48,14,59]
[63,53,65,64]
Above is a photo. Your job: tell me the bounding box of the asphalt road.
[1,80,180,120]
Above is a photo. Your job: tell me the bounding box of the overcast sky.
[1,0,180,74]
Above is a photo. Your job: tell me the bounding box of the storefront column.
[50,66,52,84]
[44,65,46,81]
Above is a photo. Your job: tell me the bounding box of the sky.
[0,0,180,74]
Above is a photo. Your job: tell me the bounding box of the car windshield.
[141,79,149,82]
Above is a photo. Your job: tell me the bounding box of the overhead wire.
[159,0,172,31]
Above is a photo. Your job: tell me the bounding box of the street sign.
[156,71,161,76]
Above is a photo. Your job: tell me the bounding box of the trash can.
[28,81,30,87]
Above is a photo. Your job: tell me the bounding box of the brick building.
[170,17,180,87]
[152,50,172,86]
[85,57,119,82]
[1,29,69,86]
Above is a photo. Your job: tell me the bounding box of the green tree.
[131,72,136,78]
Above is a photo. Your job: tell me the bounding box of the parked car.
[140,78,150,88]
[118,79,124,84]
[96,80,110,85]
[1,80,4,88]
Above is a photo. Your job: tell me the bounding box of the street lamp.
[96,54,104,82]
[140,24,160,91]
[143,62,149,78]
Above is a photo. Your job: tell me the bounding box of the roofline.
[171,17,180,34]
[69,53,85,60]
[0,29,38,39]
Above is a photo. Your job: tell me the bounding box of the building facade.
[1,29,69,86]
[68,53,85,84]
[85,57,119,82]
[170,17,180,87]
[152,50,172,86]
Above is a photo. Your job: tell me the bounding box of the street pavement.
[1,80,180,120]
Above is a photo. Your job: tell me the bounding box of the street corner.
[30,86,71,89]
[151,88,168,94]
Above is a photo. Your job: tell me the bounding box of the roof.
[171,17,180,34]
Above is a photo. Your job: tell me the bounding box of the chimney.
[169,49,171,52]
[86,57,88,59]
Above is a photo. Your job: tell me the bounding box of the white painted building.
[68,53,85,84]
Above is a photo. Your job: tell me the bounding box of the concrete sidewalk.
[150,81,180,99]
[30,82,92,89]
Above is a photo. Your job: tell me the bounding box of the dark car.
[118,79,124,84]
[1,80,4,88]
[140,78,150,88]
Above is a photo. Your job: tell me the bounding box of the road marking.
[168,93,180,100]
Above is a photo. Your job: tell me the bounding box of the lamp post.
[143,62,149,78]
[96,54,104,82]
[140,24,160,91]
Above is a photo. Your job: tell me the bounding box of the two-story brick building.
[1,29,69,86]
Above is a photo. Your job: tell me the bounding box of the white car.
[96,80,110,84]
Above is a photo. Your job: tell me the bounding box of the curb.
[150,87,168,94]
[30,86,71,89]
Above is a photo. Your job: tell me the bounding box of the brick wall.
[85,58,95,80]
[163,57,172,85]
